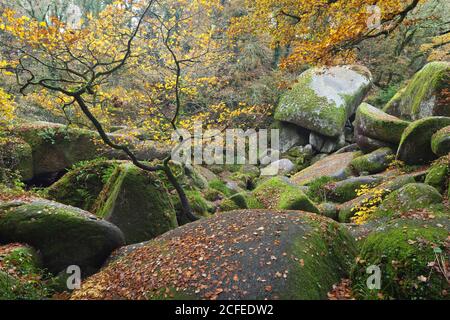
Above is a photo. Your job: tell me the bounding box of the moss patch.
[45,159,117,212]
[254,177,319,213]
[431,126,450,157]
[351,148,394,175]
[0,200,124,275]
[351,218,449,300]
[355,103,410,144]
[95,163,178,244]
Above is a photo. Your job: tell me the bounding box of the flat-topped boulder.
[384,61,450,120]
[275,66,371,137]
[291,152,359,186]
[71,210,357,300]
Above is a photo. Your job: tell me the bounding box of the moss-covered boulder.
[354,103,410,144]
[0,243,52,300]
[291,152,359,186]
[384,61,450,120]
[0,137,33,181]
[0,200,124,275]
[351,217,449,300]
[45,159,118,212]
[397,117,450,165]
[13,122,102,177]
[431,126,450,157]
[95,163,178,244]
[351,148,394,175]
[71,210,357,300]
[275,66,372,137]
[338,174,417,223]
[325,176,384,203]
[253,177,319,213]
[377,183,443,215]
[425,162,449,194]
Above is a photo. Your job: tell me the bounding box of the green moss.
[0,138,33,181]
[384,62,450,120]
[254,177,319,213]
[218,198,240,212]
[431,126,450,157]
[229,193,248,209]
[45,159,117,212]
[275,72,346,137]
[326,176,383,204]
[208,179,235,197]
[397,117,450,165]
[283,218,357,299]
[376,183,443,218]
[305,176,336,203]
[425,163,449,193]
[96,163,178,244]
[173,190,212,218]
[351,218,449,300]
[351,147,394,175]
[0,201,124,275]
[355,103,410,143]
[14,123,102,176]
[203,188,223,202]
[338,175,417,223]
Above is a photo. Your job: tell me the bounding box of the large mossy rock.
[46,159,118,212]
[14,122,102,176]
[397,117,450,165]
[431,126,450,157]
[377,183,443,215]
[351,217,449,300]
[291,152,359,186]
[46,160,178,244]
[425,161,449,194]
[275,66,372,137]
[0,200,124,275]
[0,137,33,181]
[253,177,319,213]
[384,62,450,120]
[71,210,357,300]
[351,147,394,175]
[354,103,410,144]
[95,163,178,245]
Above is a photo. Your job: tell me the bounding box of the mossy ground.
[0,244,53,300]
[351,218,449,300]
